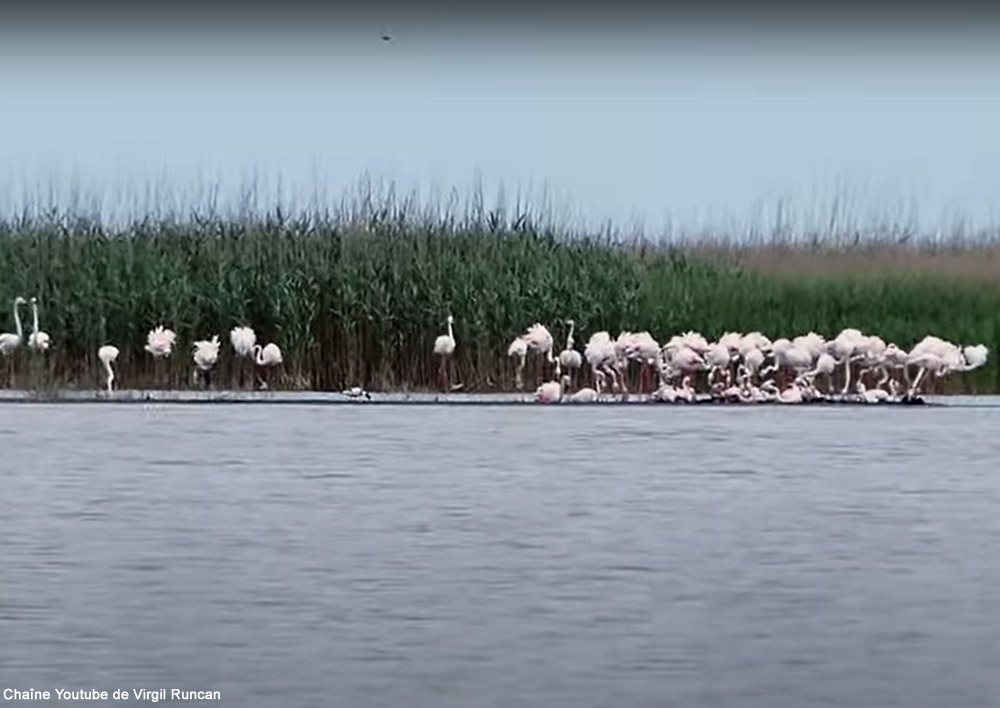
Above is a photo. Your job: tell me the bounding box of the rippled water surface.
[2,402,1000,707]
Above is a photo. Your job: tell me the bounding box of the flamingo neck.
[103,359,115,391]
[447,320,454,343]
[13,300,23,339]
[31,302,40,335]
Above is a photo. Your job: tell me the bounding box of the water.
[2,402,999,707]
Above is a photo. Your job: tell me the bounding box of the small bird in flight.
[381,30,392,42]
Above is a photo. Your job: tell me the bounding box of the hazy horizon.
[2,17,1000,234]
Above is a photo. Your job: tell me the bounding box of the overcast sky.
[1,15,998,233]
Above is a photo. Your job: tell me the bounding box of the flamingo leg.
[908,367,927,399]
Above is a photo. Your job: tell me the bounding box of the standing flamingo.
[192,335,221,389]
[229,326,257,390]
[558,320,583,388]
[145,325,177,388]
[508,336,528,391]
[0,296,27,387]
[433,315,457,391]
[27,297,50,352]
[253,342,284,390]
[584,331,618,394]
[98,344,120,393]
[521,323,556,387]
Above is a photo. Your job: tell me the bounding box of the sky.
[1,11,999,235]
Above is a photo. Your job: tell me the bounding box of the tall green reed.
[0,195,998,393]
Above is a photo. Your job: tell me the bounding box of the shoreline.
[0,389,979,406]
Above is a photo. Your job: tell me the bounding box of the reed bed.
[0,194,998,394]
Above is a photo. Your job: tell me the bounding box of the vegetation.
[0,184,998,394]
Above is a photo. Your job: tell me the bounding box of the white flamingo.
[145,325,177,358]
[27,297,50,352]
[856,380,889,403]
[507,336,528,391]
[192,335,221,388]
[253,342,283,390]
[230,325,257,390]
[777,382,805,404]
[828,328,865,395]
[566,386,599,403]
[558,320,583,386]
[962,344,988,371]
[704,342,731,387]
[584,331,618,394]
[341,386,372,400]
[905,349,950,398]
[522,322,556,387]
[144,325,177,388]
[662,345,706,386]
[98,344,120,393]
[433,315,457,391]
[0,297,27,386]
[620,331,660,395]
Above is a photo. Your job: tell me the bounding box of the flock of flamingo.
[0,296,284,392]
[491,319,989,404]
[0,297,990,403]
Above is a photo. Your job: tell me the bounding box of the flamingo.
[856,380,889,403]
[584,331,618,394]
[777,382,804,404]
[961,344,989,371]
[738,346,766,387]
[253,342,283,390]
[192,335,221,389]
[828,328,865,394]
[507,336,528,391]
[534,378,563,404]
[521,322,556,387]
[620,331,660,395]
[652,382,679,402]
[0,296,27,386]
[145,325,177,358]
[663,345,706,386]
[27,297,50,352]
[674,375,696,402]
[566,385,599,403]
[792,332,826,361]
[801,352,837,394]
[144,325,177,388]
[558,320,583,387]
[98,344,120,393]
[905,349,950,399]
[433,315,457,391]
[229,325,257,390]
[341,386,372,400]
[704,342,731,387]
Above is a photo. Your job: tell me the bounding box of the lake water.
[1,401,999,707]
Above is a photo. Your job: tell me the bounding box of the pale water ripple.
[1,403,999,707]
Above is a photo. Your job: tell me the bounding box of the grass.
[0,183,998,394]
